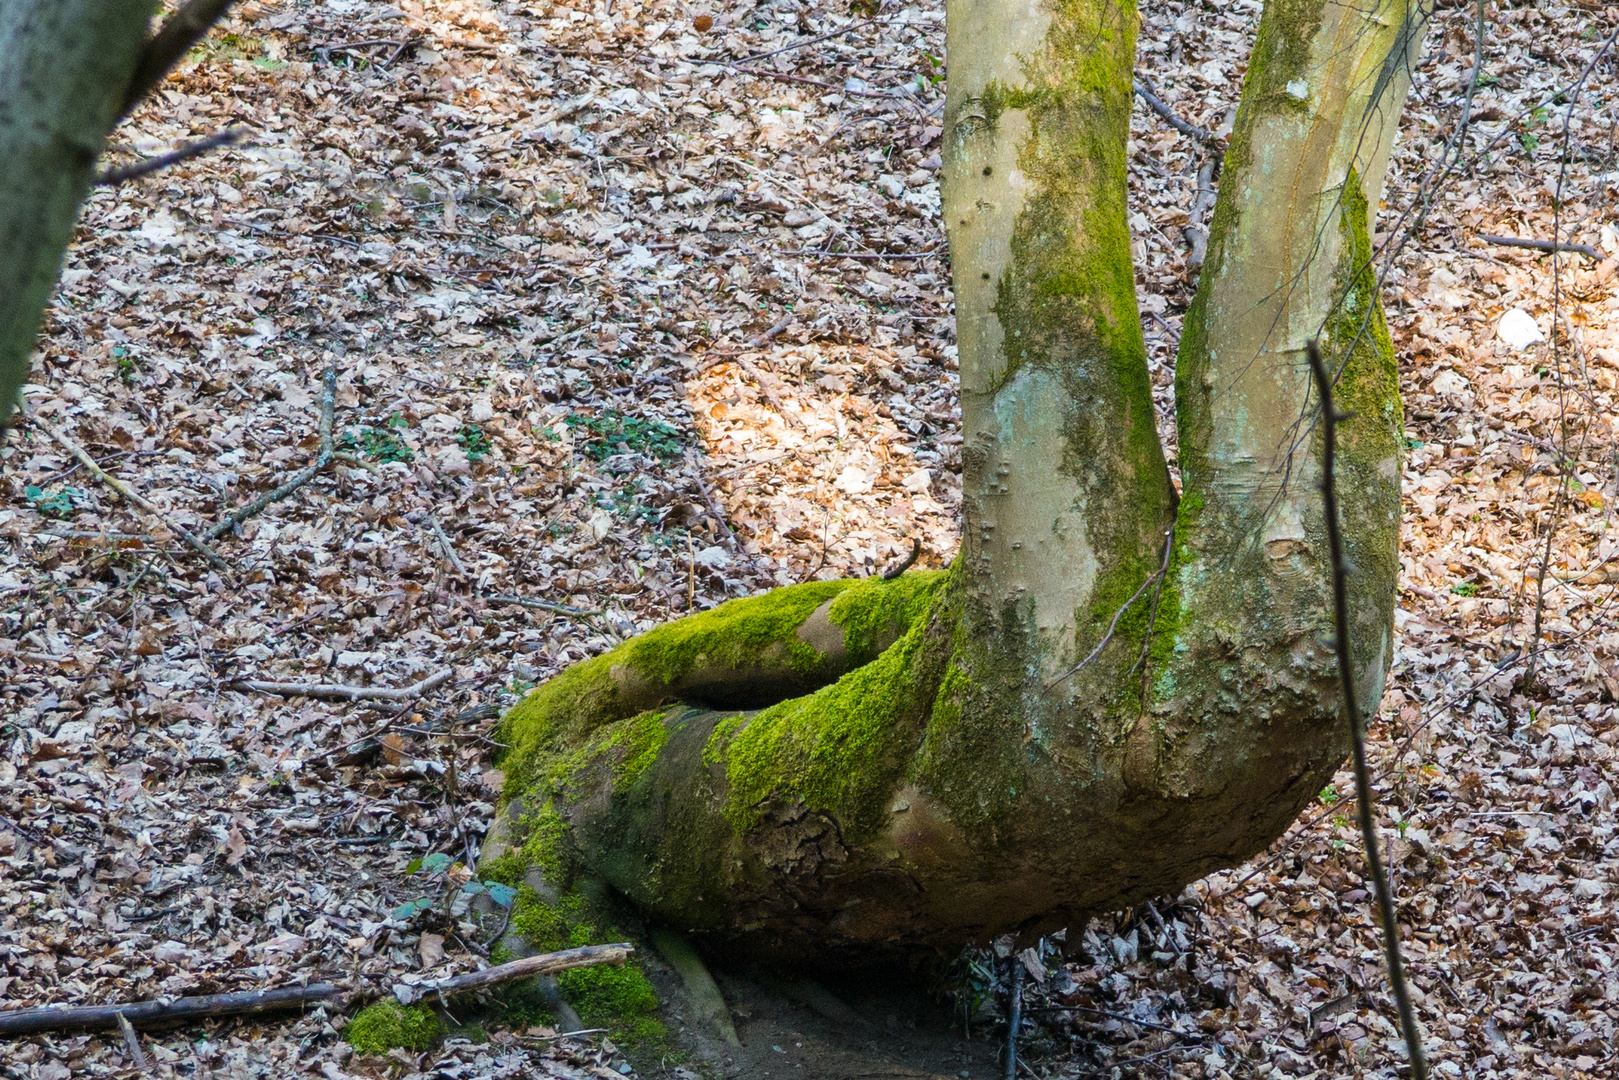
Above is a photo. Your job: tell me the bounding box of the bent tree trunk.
[487,0,1426,963]
[0,1,158,424]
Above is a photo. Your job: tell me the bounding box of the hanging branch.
[1306,339,1428,1080]
[118,0,239,119]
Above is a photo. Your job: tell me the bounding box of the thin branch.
[115,1012,148,1071]
[427,514,470,576]
[97,128,242,186]
[484,594,603,619]
[230,668,454,702]
[119,0,238,120]
[1306,339,1427,1080]
[1043,529,1173,696]
[0,944,631,1037]
[881,537,921,580]
[1478,234,1602,259]
[206,365,337,540]
[34,419,229,573]
[733,17,881,64]
[1133,78,1215,144]
[783,248,940,260]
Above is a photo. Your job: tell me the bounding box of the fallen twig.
[784,248,939,260]
[115,1011,148,1070]
[427,514,470,576]
[732,16,881,64]
[1133,78,1215,144]
[230,668,454,702]
[206,365,338,541]
[97,128,242,185]
[392,943,633,1004]
[0,944,632,1037]
[1307,339,1428,1080]
[687,450,741,552]
[484,594,603,619]
[1478,233,1602,259]
[34,419,229,573]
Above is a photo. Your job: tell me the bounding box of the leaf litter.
[0,0,1617,1077]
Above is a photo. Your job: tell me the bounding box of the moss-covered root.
[344,1000,443,1056]
[498,574,946,802]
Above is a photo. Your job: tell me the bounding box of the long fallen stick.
[230,667,454,702]
[34,419,229,573]
[206,365,338,541]
[0,943,633,1037]
[1478,233,1602,259]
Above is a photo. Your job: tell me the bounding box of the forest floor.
[3,0,1619,1078]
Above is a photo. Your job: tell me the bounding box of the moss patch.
[344,1000,443,1055]
[506,888,668,1052]
[706,573,949,839]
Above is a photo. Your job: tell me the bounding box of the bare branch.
[1133,78,1215,145]
[206,365,337,540]
[1478,233,1602,259]
[0,944,631,1037]
[880,537,921,580]
[119,0,237,120]
[1306,339,1428,1080]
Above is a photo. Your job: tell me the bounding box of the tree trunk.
[0,1,157,424]
[486,0,1427,964]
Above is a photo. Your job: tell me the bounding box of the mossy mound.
[344,999,443,1055]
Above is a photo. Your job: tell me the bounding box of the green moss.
[706,573,948,839]
[827,570,945,658]
[500,581,856,796]
[508,888,668,1051]
[344,1000,443,1055]
[621,580,851,683]
[519,802,570,883]
[511,885,568,951]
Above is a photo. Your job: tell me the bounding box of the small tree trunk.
[0,1,157,423]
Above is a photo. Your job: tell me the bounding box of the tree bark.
[0,1,157,424]
[487,0,1428,965]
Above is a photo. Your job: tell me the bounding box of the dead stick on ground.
[1133,77,1215,144]
[1478,233,1603,259]
[97,128,242,186]
[0,944,632,1037]
[881,537,921,580]
[206,365,337,541]
[1307,339,1428,1080]
[427,514,470,576]
[230,668,454,702]
[115,1012,148,1070]
[484,594,602,619]
[35,420,230,573]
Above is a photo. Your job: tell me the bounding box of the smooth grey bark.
[0,1,158,425]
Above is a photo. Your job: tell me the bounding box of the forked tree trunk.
[0,1,157,424]
[488,0,1427,963]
